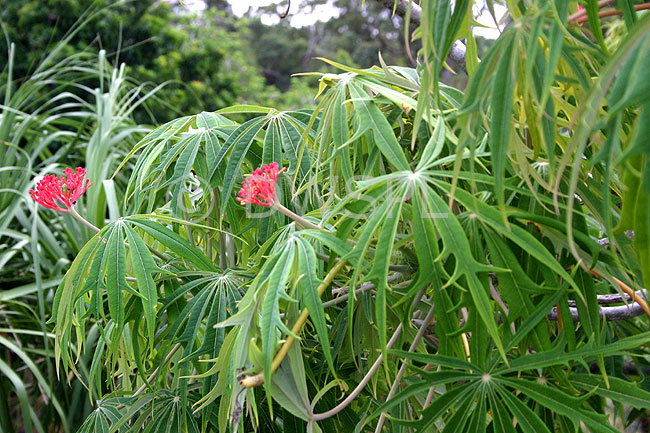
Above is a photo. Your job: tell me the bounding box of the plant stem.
[311,323,403,422]
[132,343,182,397]
[315,251,412,274]
[571,2,650,24]
[324,274,408,309]
[375,288,433,432]
[568,0,616,22]
[68,206,100,233]
[69,206,167,261]
[590,270,650,318]
[240,259,348,388]
[273,202,323,231]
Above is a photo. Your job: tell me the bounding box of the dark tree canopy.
[0,0,269,121]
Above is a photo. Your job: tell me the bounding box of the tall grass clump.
[0,9,162,430]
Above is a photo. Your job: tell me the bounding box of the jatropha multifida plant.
[38,2,650,432]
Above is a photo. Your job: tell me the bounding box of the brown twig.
[590,270,650,318]
[131,343,182,398]
[310,324,404,422]
[279,0,291,19]
[568,0,616,23]
[240,260,348,388]
[574,3,650,24]
[375,289,434,433]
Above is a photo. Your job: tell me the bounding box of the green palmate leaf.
[295,237,335,376]
[430,0,450,62]
[81,238,108,323]
[495,384,551,433]
[215,105,274,115]
[342,198,390,352]
[155,136,197,186]
[465,388,487,433]
[388,350,480,373]
[585,0,608,53]
[130,314,152,394]
[499,331,650,374]
[439,388,475,432]
[263,118,283,165]
[540,20,564,109]
[123,224,161,346]
[356,75,419,112]
[277,114,311,179]
[436,183,578,292]
[573,267,601,344]
[178,288,213,358]
[331,84,354,180]
[169,134,201,218]
[270,342,313,421]
[419,185,506,361]
[206,117,263,181]
[297,230,353,259]
[572,374,650,409]
[499,378,619,433]
[347,83,410,171]
[261,242,297,403]
[188,278,237,361]
[105,222,129,330]
[459,31,509,113]
[196,111,234,130]
[190,327,238,412]
[204,130,223,171]
[487,389,516,433]
[368,197,404,362]
[482,227,556,330]
[416,114,446,171]
[608,31,650,114]
[411,189,439,283]
[365,372,477,425]
[411,382,477,430]
[444,0,470,56]
[410,191,465,356]
[162,279,226,361]
[214,116,268,210]
[127,218,214,271]
[503,282,565,352]
[344,198,391,265]
[558,12,650,258]
[488,31,517,215]
[51,233,102,325]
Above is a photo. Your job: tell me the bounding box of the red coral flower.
[577,4,585,26]
[236,162,286,207]
[29,167,92,212]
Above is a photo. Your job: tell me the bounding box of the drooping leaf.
[123,224,161,346]
[347,83,410,171]
[419,185,506,361]
[127,218,214,271]
[295,237,335,376]
[261,243,296,403]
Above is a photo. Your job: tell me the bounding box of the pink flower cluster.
[29,167,92,212]
[236,162,286,207]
